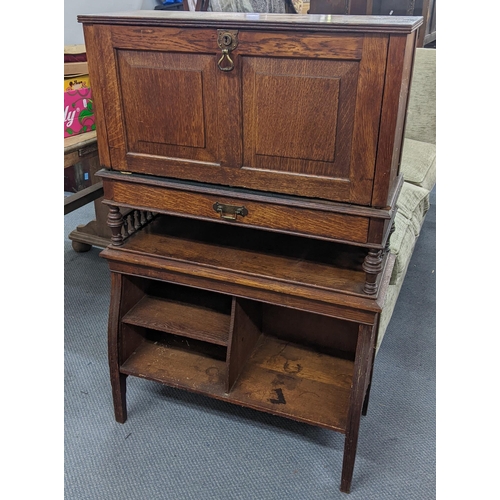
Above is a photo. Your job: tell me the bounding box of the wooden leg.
[108,272,127,423]
[71,240,92,253]
[111,373,128,424]
[340,323,376,493]
[362,316,380,417]
[361,383,371,417]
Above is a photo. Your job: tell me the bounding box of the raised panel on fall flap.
[254,73,340,163]
[243,57,359,181]
[116,50,219,164]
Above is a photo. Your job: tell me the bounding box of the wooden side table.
[64,131,111,251]
[100,213,395,493]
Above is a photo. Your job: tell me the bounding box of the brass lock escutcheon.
[217,29,238,72]
[213,202,248,221]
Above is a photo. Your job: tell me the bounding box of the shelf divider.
[226,298,263,392]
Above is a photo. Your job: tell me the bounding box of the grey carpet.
[64,189,436,499]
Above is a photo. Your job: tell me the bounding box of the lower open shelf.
[121,332,354,433]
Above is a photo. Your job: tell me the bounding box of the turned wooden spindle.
[107,206,124,246]
[129,214,135,235]
[362,248,383,295]
[132,210,140,231]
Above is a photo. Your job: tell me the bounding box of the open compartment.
[228,335,355,432]
[115,277,233,394]
[113,272,359,432]
[120,326,228,394]
[261,305,359,361]
[226,299,358,433]
[121,277,233,346]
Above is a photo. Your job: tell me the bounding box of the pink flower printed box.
[64,79,95,138]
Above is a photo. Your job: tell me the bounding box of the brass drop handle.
[213,202,248,221]
[218,49,234,72]
[217,29,238,72]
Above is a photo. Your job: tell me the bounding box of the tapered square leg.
[108,272,128,423]
[340,323,377,493]
[111,372,128,423]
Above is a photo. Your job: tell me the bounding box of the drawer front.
[107,180,369,244]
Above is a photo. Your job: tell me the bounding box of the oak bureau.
[78,11,422,492]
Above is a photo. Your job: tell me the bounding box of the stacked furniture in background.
[78,11,430,493]
[308,0,436,47]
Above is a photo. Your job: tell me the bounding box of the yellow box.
[64,61,90,92]
[64,74,91,93]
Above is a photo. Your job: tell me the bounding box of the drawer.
[102,174,370,244]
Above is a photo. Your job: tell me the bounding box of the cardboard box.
[64,87,95,138]
[64,62,95,138]
[64,74,91,93]
[64,61,88,76]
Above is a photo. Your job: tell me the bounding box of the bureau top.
[77,11,422,34]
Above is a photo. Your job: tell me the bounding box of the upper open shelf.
[122,295,231,346]
[109,214,377,297]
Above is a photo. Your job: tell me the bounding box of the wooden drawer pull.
[213,202,248,221]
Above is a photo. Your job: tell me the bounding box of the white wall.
[65,0,160,46]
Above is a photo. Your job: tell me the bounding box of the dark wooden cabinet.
[79,11,421,493]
